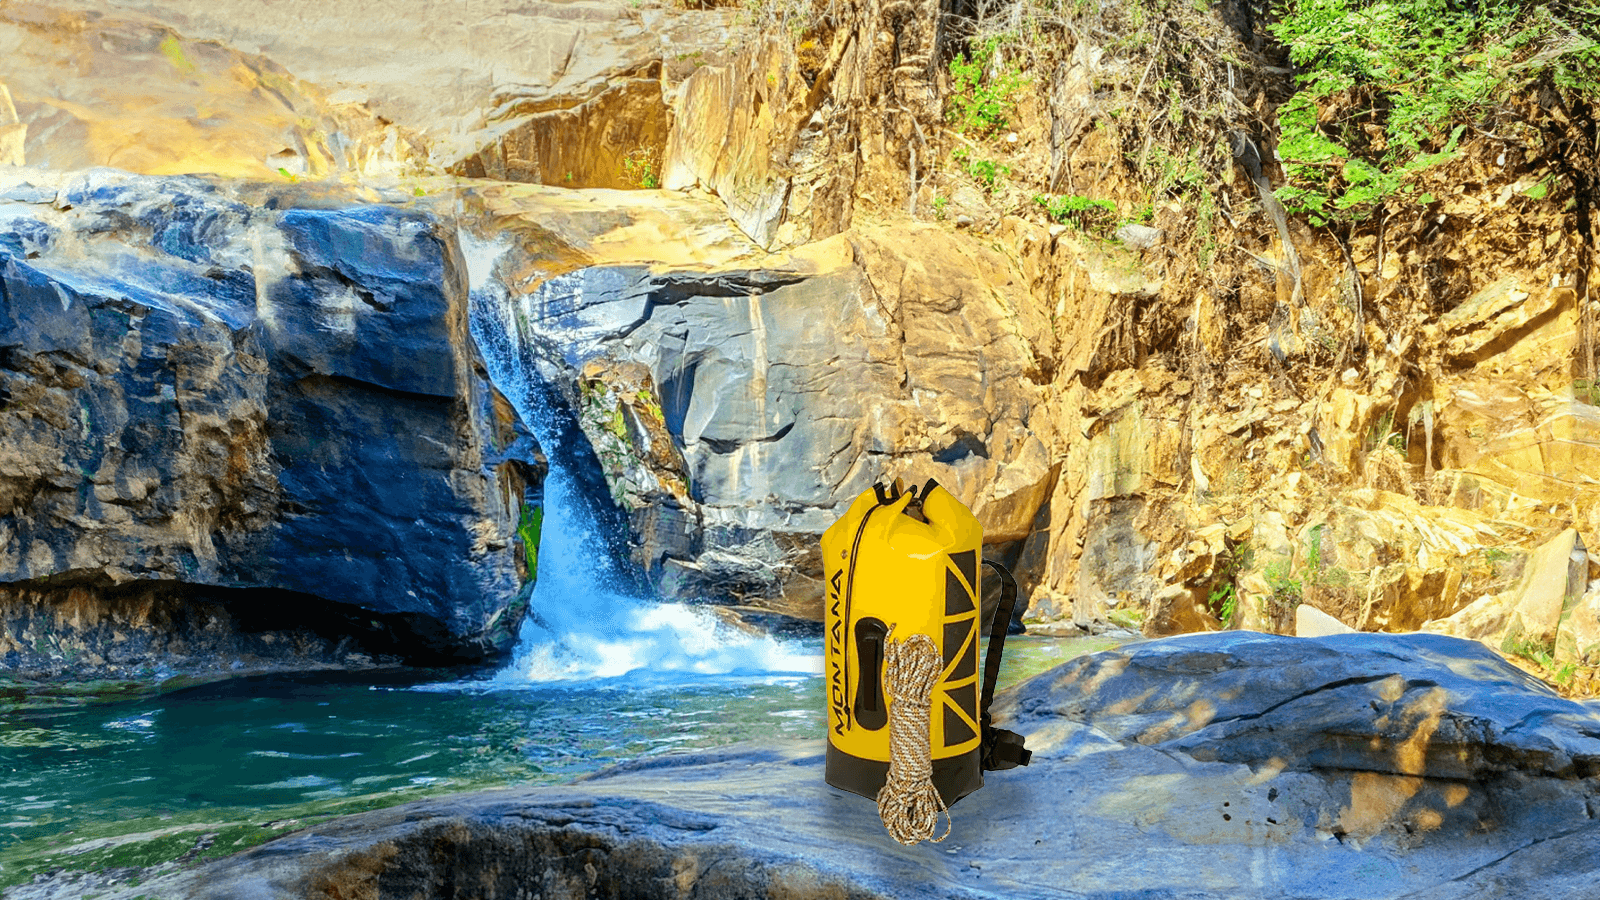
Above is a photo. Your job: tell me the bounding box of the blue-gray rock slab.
[0,170,538,665]
[995,631,1600,780]
[79,633,1600,900]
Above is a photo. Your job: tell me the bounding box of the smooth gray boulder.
[51,631,1600,899]
[996,630,1600,780]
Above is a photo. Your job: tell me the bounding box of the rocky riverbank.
[11,632,1598,899]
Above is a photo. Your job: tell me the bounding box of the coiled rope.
[875,627,951,845]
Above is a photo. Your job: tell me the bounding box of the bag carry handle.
[979,560,1032,771]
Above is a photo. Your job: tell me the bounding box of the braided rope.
[875,628,951,845]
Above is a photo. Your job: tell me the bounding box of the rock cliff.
[2,0,1600,687]
[465,183,1055,621]
[0,170,541,676]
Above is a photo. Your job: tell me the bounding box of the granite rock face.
[58,632,1600,900]
[468,199,1056,622]
[0,170,541,674]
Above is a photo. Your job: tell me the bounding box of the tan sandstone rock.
[1504,528,1587,652]
[1296,604,1356,637]
[0,82,22,167]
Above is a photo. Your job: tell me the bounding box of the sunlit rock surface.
[21,0,746,182]
[60,633,1600,899]
[0,5,417,179]
[0,170,541,674]
[997,631,1600,780]
[1424,527,1595,670]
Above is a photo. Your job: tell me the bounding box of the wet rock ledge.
[45,632,1600,900]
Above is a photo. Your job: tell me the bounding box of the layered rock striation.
[4,0,1600,680]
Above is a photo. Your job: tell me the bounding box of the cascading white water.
[458,231,819,685]
[495,462,817,684]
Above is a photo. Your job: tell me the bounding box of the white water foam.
[491,463,818,685]
[458,231,820,686]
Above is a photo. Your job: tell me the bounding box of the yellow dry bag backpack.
[821,478,1031,843]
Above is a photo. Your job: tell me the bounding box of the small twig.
[1129,22,1168,106]
[909,145,918,216]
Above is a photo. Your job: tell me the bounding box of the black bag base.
[824,741,984,808]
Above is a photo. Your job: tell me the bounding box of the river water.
[0,634,1105,852]
[0,442,1115,858]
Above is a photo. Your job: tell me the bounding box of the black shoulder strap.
[978,560,1032,771]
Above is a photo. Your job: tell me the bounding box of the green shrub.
[1210,582,1239,627]
[1576,378,1600,405]
[1270,0,1600,224]
[956,148,1012,191]
[1209,540,1253,627]
[622,148,660,189]
[1034,193,1118,232]
[946,36,1031,136]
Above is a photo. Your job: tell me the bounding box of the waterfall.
[458,232,818,684]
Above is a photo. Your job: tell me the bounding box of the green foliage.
[1034,193,1117,232]
[1135,144,1218,261]
[1210,582,1239,626]
[1108,607,1146,630]
[1270,0,1600,224]
[1512,2,1600,94]
[932,195,951,220]
[946,36,1031,136]
[1576,377,1600,405]
[516,503,542,581]
[1503,632,1581,685]
[1298,522,1354,590]
[159,36,196,74]
[635,388,664,422]
[1193,186,1218,268]
[1264,557,1304,618]
[955,147,1012,191]
[1264,559,1302,597]
[1144,145,1206,199]
[1209,540,1253,627]
[1503,628,1555,662]
[1366,408,1403,453]
[622,148,660,189]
